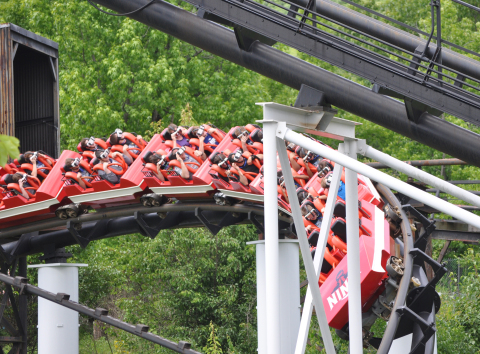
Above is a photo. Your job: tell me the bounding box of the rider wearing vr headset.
[146,152,169,182]
[167,124,192,148]
[301,200,323,230]
[22,151,53,178]
[211,152,248,186]
[64,158,91,189]
[95,149,124,185]
[232,127,252,143]
[189,125,220,160]
[170,147,198,180]
[321,171,346,201]
[2,173,33,199]
[80,137,99,151]
[290,147,323,178]
[110,129,143,166]
[227,145,263,175]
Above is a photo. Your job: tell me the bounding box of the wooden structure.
[0,23,59,157]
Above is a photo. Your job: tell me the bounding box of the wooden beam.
[437,240,451,263]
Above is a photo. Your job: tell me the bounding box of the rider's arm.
[77,172,87,189]
[18,180,29,199]
[156,164,166,182]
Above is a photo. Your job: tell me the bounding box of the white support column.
[295,149,344,354]
[28,263,87,354]
[359,143,480,208]
[248,240,301,354]
[262,120,281,354]
[344,139,363,352]
[276,134,336,354]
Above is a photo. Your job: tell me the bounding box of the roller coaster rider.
[189,125,220,160]
[321,171,346,201]
[301,200,323,231]
[64,158,92,189]
[291,147,323,178]
[170,147,198,180]
[168,124,192,148]
[232,127,253,145]
[110,129,144,165]
[2,173,35,200]
[80,137,99,152]
[211,152,248,186]
[227,133,264,172]
[146,152,169,182]
[228,149,261,175]
[22,151,53,179]
[95,149,124,185]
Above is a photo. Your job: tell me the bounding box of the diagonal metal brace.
[195,208,223,235]
[67,221,92,249]
[0,245,14,265]
[248,211,264,234]
[396,306,436,354]
[403,204,436,251]
[410,248,447,289]
[134,212,160,239]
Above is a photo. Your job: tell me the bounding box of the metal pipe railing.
[0,273,202,354]
[365,158,466,169]
[360,144,480,208]
[278,126,480,228]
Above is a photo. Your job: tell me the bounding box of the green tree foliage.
[203,322,223,354]
[67,225,258,352]
[0,134,20,166]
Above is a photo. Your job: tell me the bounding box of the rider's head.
[81,137,97,151]
[321,172,334,189]
[95,149,110,162]
[11,173,24,183]
[64,158,81,172]
[23,151,35,164]
[212,153,229,170]
[110,129,126,145]
[301,201,322,222]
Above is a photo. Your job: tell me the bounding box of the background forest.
[1,0,480,352]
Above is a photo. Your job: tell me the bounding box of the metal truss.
[93,0,480,168]
[183,0,480,125]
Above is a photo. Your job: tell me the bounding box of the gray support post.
[19,256,28,354]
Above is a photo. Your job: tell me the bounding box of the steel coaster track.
[0,202,293,255]
[178,0,480,125]
[0,202,285,243]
